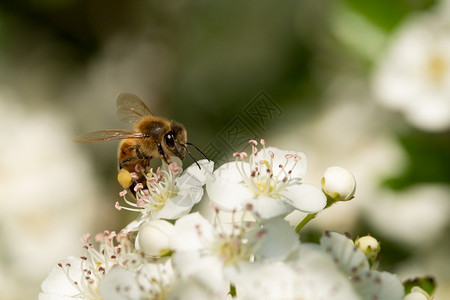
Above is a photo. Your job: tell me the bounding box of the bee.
[74,93,209,181]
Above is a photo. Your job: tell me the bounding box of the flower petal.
[171,253,228,299]
[40,256,82,297]
[170,212,215,252]
[206,162,254,211]
[247,195,294,219]
[288,244,361,299]
[177,159,214,188]
[155,188,202,220]
[121,213,149,233]
[98,268,142,300]
[256,147,307,179]
[225,261,297,299]
[319,231,369,274]
[354,270,404,300]
[281,183,326,213]
[255,217,300,261]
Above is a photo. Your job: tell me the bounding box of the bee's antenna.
[186,142,211,162]
[182,144,201,169]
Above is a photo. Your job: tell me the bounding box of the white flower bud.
[355,235,380,261]
[321,166,356,202]
[137,220,174,256]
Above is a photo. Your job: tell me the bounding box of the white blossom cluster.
[372,0,450,132]
[40,140,430,300]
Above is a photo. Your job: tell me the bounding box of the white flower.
[170,212,299,296]
[229,243,361,300]
[118,159,213,232]
[40,231,144,299]
[136,219,174,256]
[206,140,326,219]
[321,166,356,202]
[372,2,450,131]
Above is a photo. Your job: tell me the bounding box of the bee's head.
[164,121,187,160]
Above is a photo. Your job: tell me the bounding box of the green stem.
[295,213,317,232]
[229,284,236,297]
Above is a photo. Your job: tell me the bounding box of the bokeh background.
[0,0,449,298]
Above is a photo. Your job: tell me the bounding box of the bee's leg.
[119,156,138,170]
[157,142,171,164]
[135,147,145,159]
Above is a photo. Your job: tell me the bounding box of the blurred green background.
[0,0,449,299]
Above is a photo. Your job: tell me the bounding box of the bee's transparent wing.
[116,93,153,124]
[74,130,144,143]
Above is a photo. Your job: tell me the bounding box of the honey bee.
[74,93,209,180]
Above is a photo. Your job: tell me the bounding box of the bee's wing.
[74,130,144,143]
[116,93,153,124]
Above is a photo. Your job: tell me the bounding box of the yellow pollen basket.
[117,169,133,189]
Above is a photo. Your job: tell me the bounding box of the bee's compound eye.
[164,133,175,147]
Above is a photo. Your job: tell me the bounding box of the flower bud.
[321,166,356,202]
[117,169,133,189]
[137,220,174,256]
[355,235,380,261]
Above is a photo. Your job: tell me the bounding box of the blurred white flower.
[372,2,450,131]
[365,184,450,246]
[118,159,213,232]
[0,91,101,298]
[206,140,326,220]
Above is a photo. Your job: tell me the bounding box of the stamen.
[81,233,91,244]
[239,152,247,160]
[134,183,144,192]
[249,140,258,146]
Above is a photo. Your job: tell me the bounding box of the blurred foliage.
[404,276,437,296]
[383,130,450,190]
[344,0,437,31]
